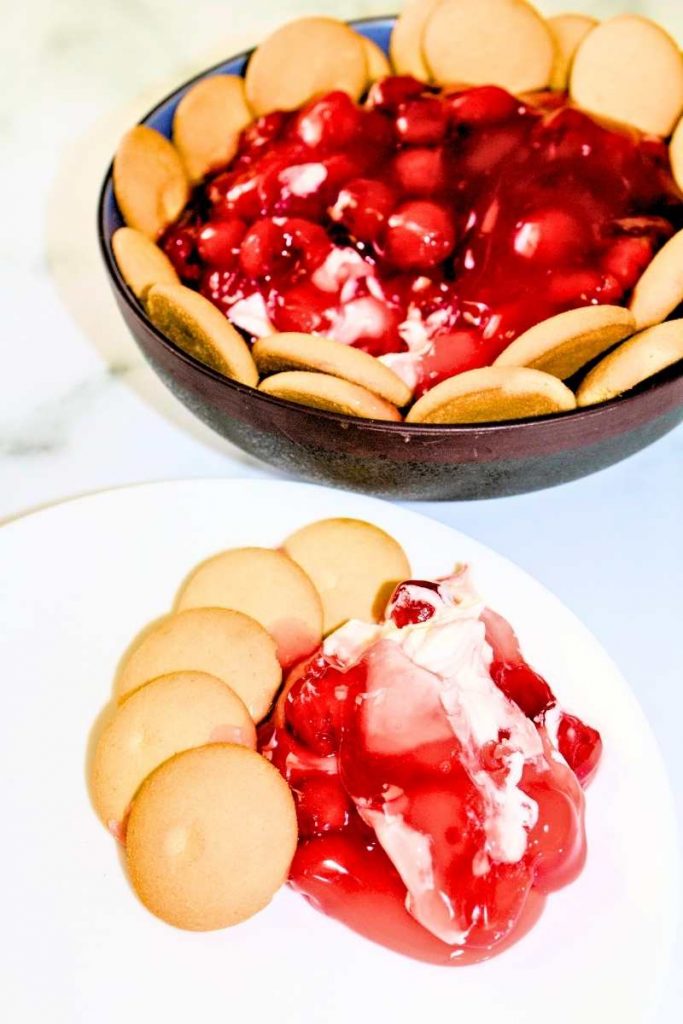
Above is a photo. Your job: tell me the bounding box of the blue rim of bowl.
[97,15,683,434]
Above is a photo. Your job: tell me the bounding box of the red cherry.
[239,219,280,278]
[462,123,529,175]
[293,91,360,150]
[200,267,249,315]
[368,75,426,112]
[295,776,352,836]
[386,580,442,627]
[556,712,603,787]
[330,178,396,243]
[283,657,350,756]
[392,147,447,195]
[395,97,448,144]
[490,661,555,720]
[416,330,493,394]
[594,273,625,304]
[208,169,261,221]
[322,149,373,189]
[540,106,625,168]
[513,207,590,266]
[357,109,395,152]
[546,269,603,304]
[601,236,653,289]
[258,156,329,218]
[446,85,520,125]
[382,200,456,270]
[196,219,247,268]
[271,281,334,334]
[239,218,331,280]
[160,223,200,281]
[240,111,288,153]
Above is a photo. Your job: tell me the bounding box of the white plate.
[1,479,677,1024]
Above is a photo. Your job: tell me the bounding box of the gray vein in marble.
[0,361,136,458]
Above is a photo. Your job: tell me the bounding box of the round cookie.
[175,547,323,669]
[126,744,297,931]
[494,306,635,379]
[629,229,683,331]
[146,283,258,386]
[570,15,683,137]
[113,125,190,239]
[114,607,281,720]
[245,17,368,117]
[111,227,179,300]
[548,13,598,92]
[576,320,683,406]
[283,518,411,633]
[259,371,402,421]
[360,35,392,84]
[389,0,442,81]
[406,366,576,423]
[173,75,253,183]
[252,333,412,406]
[91,671,256,835]
[423,0,555,94]
[671,116,683,193]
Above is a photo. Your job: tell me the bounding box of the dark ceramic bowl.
[98,16,683,500]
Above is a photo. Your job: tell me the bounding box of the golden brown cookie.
[114,607,281,720]
[406,366,576,423]
[111,227,179,300]
[146,283,258,386]
[253,333,412,406]
[126,744,297,931]
[671,116,683,193]
[258,371,401,421]
[570,15,683,137]
[175,547,323,669]
[576,320,683,406]
[494,306,635,379]
[548,13,598,91]
[361,35,392,83]
[245,17,368,116]
[91,671,256,835]
[423,0,555,93]
[113,125,190,239]
[629,229,683,331]
[172,75,253,183]
[389,0,442,81]
[283,518,411,633]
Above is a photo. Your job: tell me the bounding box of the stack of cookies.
[89,518,410,931]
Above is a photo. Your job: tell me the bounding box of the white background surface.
[0,0,681,1019]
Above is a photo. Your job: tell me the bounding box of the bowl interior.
[99,15,683,439]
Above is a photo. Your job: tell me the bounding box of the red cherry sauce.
[161,78,682,396]
[258,576,602,964]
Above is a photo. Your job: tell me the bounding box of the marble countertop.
[2,0,681,1018]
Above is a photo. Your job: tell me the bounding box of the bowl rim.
[97,14,683,437]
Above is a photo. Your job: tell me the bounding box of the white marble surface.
[1,0,681,1018]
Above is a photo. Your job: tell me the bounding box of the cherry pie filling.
[162,76,682,396]
[258,574,602,964]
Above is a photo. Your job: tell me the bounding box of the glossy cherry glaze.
[258,577,602,964]
[162,78,682,396]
